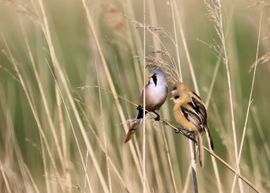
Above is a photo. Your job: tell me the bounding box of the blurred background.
[0,0,269,192]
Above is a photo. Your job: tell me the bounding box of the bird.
[124,69,168,143]
[171,81,214,167]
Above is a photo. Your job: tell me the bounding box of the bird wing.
[181,104,203,132]
[192,91,201,100]
[191,95,214,149]
[189,96,208,124]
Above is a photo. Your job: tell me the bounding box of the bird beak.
[147,73,153,80]
[170,96,174,100]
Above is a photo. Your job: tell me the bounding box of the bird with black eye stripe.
[171,81,214,167]
[124,69,168,143]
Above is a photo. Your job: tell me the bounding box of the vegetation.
[0,0,269,192]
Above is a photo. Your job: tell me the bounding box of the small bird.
[125,69,168,143]
[171,81,214,167]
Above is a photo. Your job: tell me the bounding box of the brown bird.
[125,69,168,143]
[171,81,214,167]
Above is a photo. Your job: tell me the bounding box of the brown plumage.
[171,81,214,167]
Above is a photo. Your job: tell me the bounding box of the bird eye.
[174,95,179,99]
[152,74,157,86]
[172,86,177,90]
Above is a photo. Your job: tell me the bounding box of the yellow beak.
[147,73,153,80]
[170,96,174,100]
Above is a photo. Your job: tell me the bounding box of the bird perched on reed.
[171,81,214,167]
[124,69,168,143]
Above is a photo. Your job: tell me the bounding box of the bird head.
[170,81,190,103]
[147,69,167,87]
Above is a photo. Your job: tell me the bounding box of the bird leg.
[152,111,160,121]
[136,105,143,111]
[181,128,195,138]
[175,128,197,143]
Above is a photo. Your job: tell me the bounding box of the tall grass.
[0,0,269,193]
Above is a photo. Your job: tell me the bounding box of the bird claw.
[175,128,181,133]
[154,115,160,121]
[136,105,143,111]
[174,128,197,142]
[186,131,194,138]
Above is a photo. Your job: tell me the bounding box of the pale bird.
[125,69,168,143]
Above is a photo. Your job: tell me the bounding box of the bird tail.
[197,133,204,167]
[124,119,141,143]
[205,125,214,150]
[124,106,146,143]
